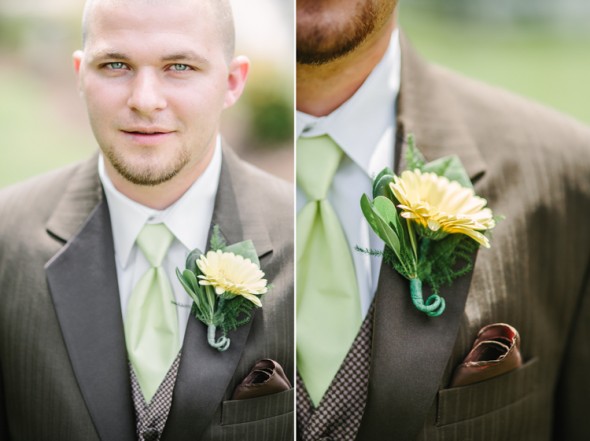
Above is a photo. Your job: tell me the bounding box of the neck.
[297,17,397,117]
[105,144,216,210]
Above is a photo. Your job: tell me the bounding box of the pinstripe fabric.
[352,34,590,441]
[0,146,294,441]
[0,160,103,441]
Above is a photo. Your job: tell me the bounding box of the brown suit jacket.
[354,35,590,440]
[0,146,294,440]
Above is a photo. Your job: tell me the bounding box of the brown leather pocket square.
[450,323,522,387]
[232,359,292,400]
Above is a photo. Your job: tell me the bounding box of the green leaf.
[361,194,380,234]
[422,155,473,189]
[185,248,203,274]
[405,217,418,260]
[176,268,202,309]
[223,240,259,266]
[373,167,395,185]
[373,196,401,236]
[216,296,258,332]
[176,268,194,294]
[205,284,217,312]
[374,195,418,261]
[374,215,402,259]
[405,134,426,171]
[372,167,395,198]
[182,269,200,293]
[360,194,401,258]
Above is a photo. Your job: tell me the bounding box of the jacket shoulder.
[223,148,293,228]
[424,63,590,202]
[0,162,82,230]
[434,63,590,158]
[235,158,292,205]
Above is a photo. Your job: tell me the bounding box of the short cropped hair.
[81,0,235,62]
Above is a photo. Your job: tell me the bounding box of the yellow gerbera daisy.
[196,250,267,306]
[390,169,495,247]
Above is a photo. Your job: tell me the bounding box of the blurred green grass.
[0,67,94,188]
[399,7,590,124]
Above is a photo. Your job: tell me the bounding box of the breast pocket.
[218,388,294,440]
[436,357,540,427]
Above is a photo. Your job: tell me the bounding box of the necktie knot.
[136,223,174,268]
[297,135,343,201]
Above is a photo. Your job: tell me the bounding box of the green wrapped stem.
[409,278,445,317]
[207,324,230,351]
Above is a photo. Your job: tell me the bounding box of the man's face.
[297,0,397,65]
[74,0,245,186]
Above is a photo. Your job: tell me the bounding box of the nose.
[127,68,167,115]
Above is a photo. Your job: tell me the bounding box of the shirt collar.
[99,138,223,268]
[296,29,401,176]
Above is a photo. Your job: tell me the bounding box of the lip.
[121,128,175,144]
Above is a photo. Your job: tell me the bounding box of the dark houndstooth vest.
[297,303,375,440]
[129,352,181,441]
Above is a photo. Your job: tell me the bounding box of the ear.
[72,50,84,96]
[223,55,250,109]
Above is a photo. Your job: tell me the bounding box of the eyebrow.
[90,50,209,66]
[161,51,210,66]
[91,51,130,61]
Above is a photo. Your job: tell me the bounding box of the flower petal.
[195,250,268,303]
[390,170,494,243]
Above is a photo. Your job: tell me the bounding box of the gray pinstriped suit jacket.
[0,146,294,440]
[351,35,590,440]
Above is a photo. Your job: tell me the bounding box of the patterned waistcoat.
[129,353,181,441]
[297,304,375,441]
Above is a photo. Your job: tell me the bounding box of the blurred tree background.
[0,0,294,187]
[399,0,590,125]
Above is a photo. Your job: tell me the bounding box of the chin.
[118,163,183,187]
[106,149,189,187]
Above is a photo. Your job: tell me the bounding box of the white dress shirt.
[296,30,401,318]
[99,139,223,345]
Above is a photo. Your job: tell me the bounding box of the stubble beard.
[104,146,191,186]
[296,2,377,65]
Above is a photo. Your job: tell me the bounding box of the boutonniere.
[360,134,497,317]
[176,226,268,351]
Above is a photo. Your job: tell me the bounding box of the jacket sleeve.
[553,260,590,441]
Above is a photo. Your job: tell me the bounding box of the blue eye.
[107,62,126,70]
[170,64,191,72]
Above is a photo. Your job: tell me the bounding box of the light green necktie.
[297,135,361,406]
[125,223,180,403]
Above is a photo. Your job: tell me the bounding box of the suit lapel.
[358,34,487,440]
[358,257,476,440]
[394,34,486,179]
[162,146,273,440]
[45,157,136,441]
